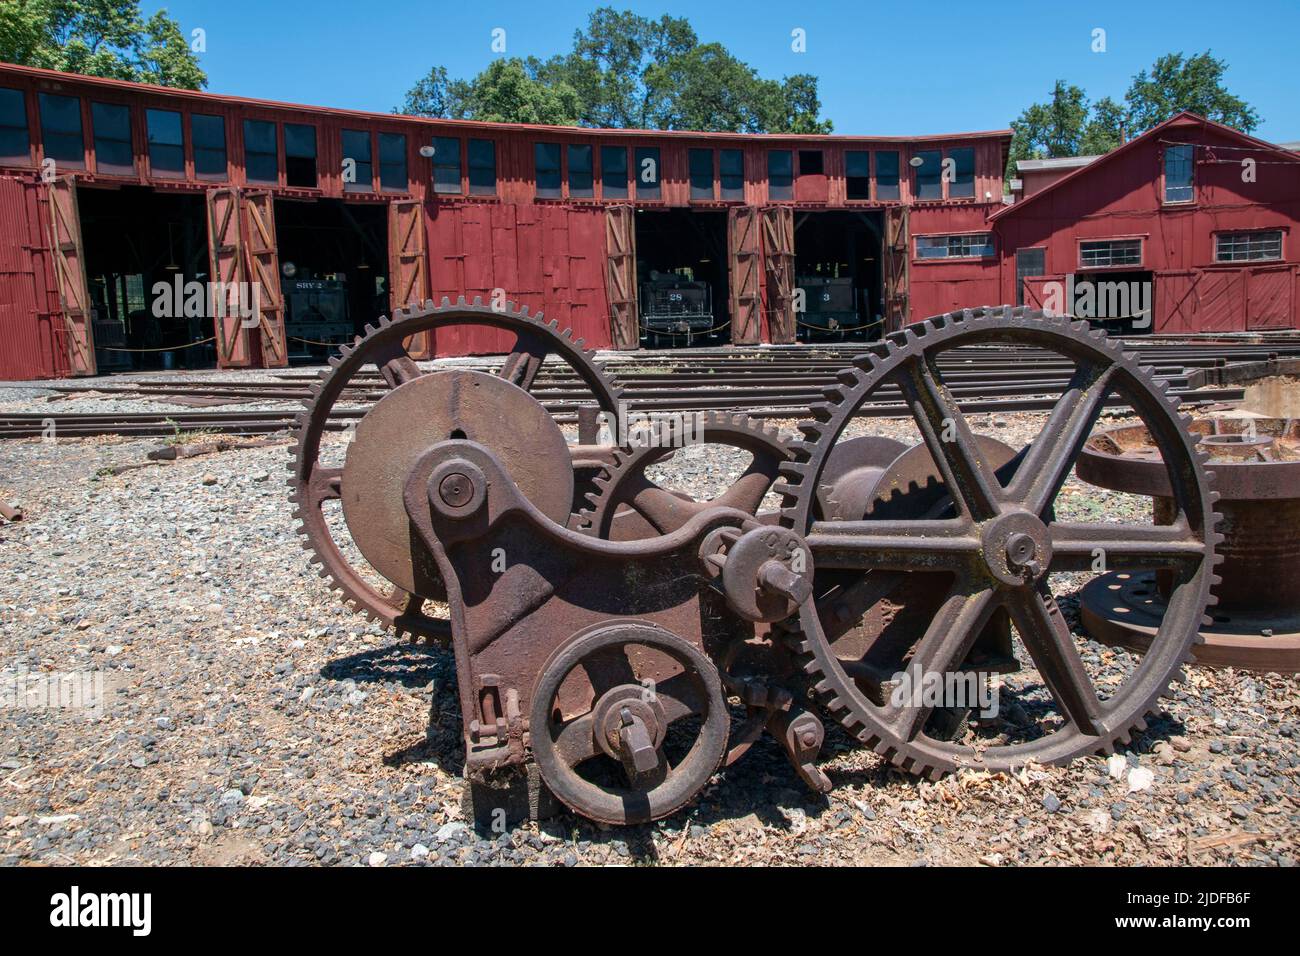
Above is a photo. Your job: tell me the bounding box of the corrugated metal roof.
[1016,155,1099,172]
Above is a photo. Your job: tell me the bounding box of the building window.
[468,138,495,195]
[535,142,561,198]
[1079,239,1142,268]
[876,150,900,200]
[916,233,995,259]
[0,87,29,164]
[689,148,713,200]
[798,149,824,176]
[39,92,84,167]
[1015,248,1046,306]
[601,145,628,199]
[914,149,942,200]
[341,129,372,192]
[92,102,133,175]
[431,136,460,194]
[192,114,226,179]
[243,119,277,184]
[284,123,316,187]
[720,148,744,200]
[568,144,593,198]
[145,108,184,177]
[1164,144,1194,203]
[635,146,660,200]
[845,151,870,200]
[1215,230,1283,262]
[379,133,406,192]
[768,150,793,200]
[948,146,975,199]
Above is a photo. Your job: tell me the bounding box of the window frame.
[568,143,594,199]
[634,146,661,201]
[601,145,628,200]
[242,118,278,185]
[91,101,134,177]
[1163,143,1195,205]
[0,86,31,165]
[719,148,744,201]
[145,107,185,179]
[767,149,793,201]
[845,150,871,201]
[283,122,318,189]
[535,141,562,199]
[378,132,408,193]
[875,150,900,201]
[688,147,714,201]
[947,146,975,199]
[341,128,374,193]
[191,113,228,181]
[38,92,85,169]
[468,138,496,196]
[1077,237,1145,270]
[914,232,997,261]
[431,135,462,195]
[1015,247,1048,306]
[1214,229,1284,263]
[913,148,943,201]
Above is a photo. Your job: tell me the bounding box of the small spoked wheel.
[529,622,728,824]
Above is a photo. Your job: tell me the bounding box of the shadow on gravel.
[320,642,449,689]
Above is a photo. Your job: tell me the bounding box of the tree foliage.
[0,0,206,89]
[398,6,831,133]
[1006,50,1258,180]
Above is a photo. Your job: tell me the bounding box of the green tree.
[0,0,206,89]
[397,6,831,133]
[1124,51,1258,134]
[1006,80,1089,178]
[1080,95,1125,155]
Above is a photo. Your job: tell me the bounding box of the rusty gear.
[288,297,623,641]
[775,307,1222,778]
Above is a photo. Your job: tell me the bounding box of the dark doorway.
[792,210,883,341]
[76,185,213,371]
[633,208,729,348]
[273,199,390,362]
[1073,270,1154,335]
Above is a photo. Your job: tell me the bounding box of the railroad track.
[1,338,1285,439]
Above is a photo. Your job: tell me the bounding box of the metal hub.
[982,511,1051,585]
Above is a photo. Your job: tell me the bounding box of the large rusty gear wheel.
[288,297,623,641]
[776,306,1222,778]
[574,411,790,540]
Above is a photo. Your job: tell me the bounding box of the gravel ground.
[1,395,1297,867]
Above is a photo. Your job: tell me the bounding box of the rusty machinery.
[290,300,1220,825]
[1079,416,1300,673]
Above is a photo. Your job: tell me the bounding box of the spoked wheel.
[777,307,1220,776]
[575,412,790,540]
[289,297,622,640]
[530,622,729,824]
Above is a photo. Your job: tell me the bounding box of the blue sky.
[147,0,1299,141]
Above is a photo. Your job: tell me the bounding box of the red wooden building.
[0,62,1010,379]
[995,114,1300,332]
[1,64,1296,383]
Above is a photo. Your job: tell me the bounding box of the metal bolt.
[438,472,473,507]
[1005,532,1036,567]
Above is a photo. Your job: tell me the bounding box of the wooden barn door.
[242,191,286,368]
[761,206,796,344]
[728,206,762,345]
[47,176,96,375]
[206,187,252,368]
[1246,266,1295,330]
[388,199,431,358]
[883,206,910,332]
[604,205,638,349]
